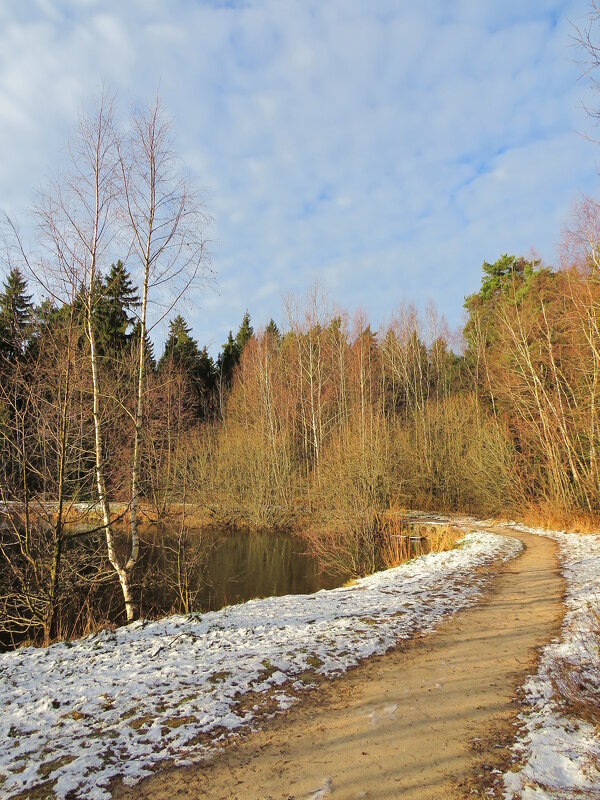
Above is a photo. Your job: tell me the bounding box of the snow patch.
[502,522,600,799]
[309,777,332,799]
[0,531,519,799]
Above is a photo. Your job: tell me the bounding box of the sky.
[0,0,598,354]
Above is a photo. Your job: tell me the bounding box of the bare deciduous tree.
[117,97,211,617]
[29,92,211,623]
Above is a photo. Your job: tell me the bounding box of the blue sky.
[0,0,598,353]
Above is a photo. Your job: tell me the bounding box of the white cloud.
[0,0,597,353]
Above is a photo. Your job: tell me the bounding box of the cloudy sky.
[0,0,598,352]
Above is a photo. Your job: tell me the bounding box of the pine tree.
[0,268,33,361]
[466,254,539,306]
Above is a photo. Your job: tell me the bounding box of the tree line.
[3,218,600,647]
[2,94,600,648]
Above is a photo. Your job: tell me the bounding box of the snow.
[0,530,520,800]
[501,522,600,799]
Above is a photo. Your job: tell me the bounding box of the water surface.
[140,527,345,616]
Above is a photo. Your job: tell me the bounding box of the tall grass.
[302,515,461,578]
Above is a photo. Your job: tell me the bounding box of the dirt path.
[113,527,564,800]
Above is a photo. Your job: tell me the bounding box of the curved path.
[113,527,564,800]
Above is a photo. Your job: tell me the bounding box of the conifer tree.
[130,320,156,372]
[160,315,202,371]
[215,311,254,396]
[265,318,281,344]
[235,310,254,353]
[215,330,239,417]
[217,330,238,377]
[197,346,216,396]
[0,267,33,361]
[159,315,216,414]
[96,261,140,356]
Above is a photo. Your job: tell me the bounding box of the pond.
[143,527,344,614]
[137,525,433,617]
[0,519,434,650]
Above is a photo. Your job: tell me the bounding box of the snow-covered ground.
[501,522,600,799]
[0,530,520,800]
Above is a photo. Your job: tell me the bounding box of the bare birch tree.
[30,92,212,624]
[117,97,211,617]
[34,91,138,615]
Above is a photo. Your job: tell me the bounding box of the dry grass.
[378,520,460,567]
[548,601,600,727]
[420,523,463,553]
[303,513,462,578]
[521,503,600,534]
[376,515,414,568]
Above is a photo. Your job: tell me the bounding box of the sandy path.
[112,527,564,800]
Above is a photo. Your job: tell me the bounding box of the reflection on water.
[139,527,434,617]
[201,529,343,609]
[196,528,344,610]
[140,527,345,617]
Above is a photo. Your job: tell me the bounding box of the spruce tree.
[216,330,239,386]
[216,311,254,392]
[265,318,281,345]
[197,346,216,395]
[130,320,156,372]
[0,310,8,362]
[160,315,202,372]
[159,315,216,415]
[235,310,254,353]
[0,267,33,360]
[96,261,140,355]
